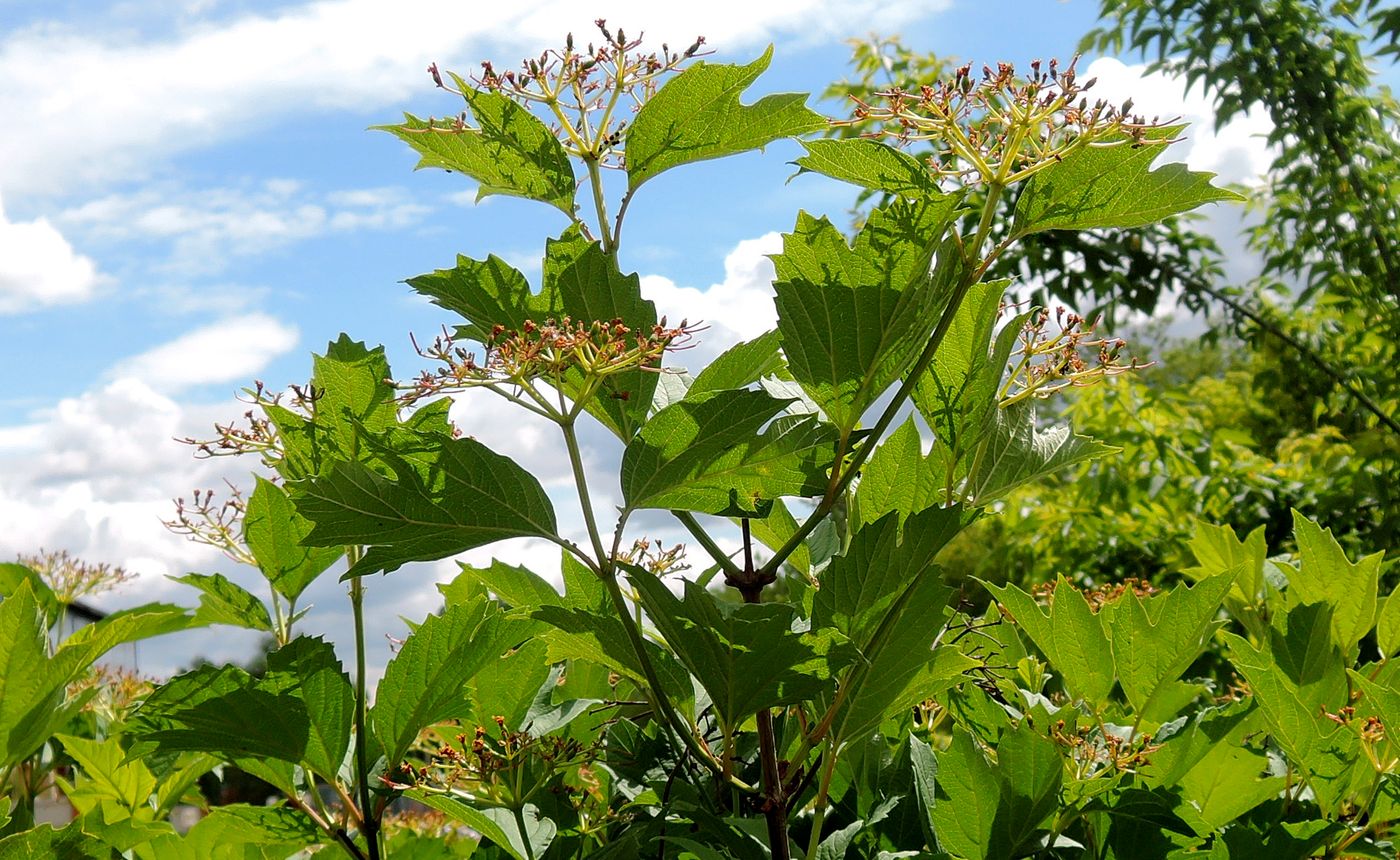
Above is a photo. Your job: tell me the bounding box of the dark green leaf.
[626,46,824,190]
[621,388,836,516]
[265,636,353,783]
[629,574,827,729]
[294,429,557,577]
[372,598,528,765]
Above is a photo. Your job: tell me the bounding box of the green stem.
[802,742,838,860]
[347,551,381,860]
[561,421,609,565]
[585,158,615,254]
[672,510,743,581]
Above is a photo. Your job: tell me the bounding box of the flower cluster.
[618,537,688,577]
[1029,577,1160,613]
[163,482,255,566]
[1000,305,1149,406]
[424,19,707,167]
[1050,719,1160,776]
[399,316,699,411]
[17,549,134,604]
[837,56,1172,187]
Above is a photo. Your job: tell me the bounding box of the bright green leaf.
[377,82,575,214]
[1289,510,1382,653]
[986,577,1115,709]
[243,477,342,602]
[170,573,271,632]
[1012,127,1244,238]
[626,46,824,190]
[688,329,785,399]
[965,402,1117,505]
[793,138,940,197]
[294,429,558,577]
[852,419,947,532]
[772,197,961,432]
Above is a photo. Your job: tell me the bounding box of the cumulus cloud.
[642,232,783,369]
[0,192,102,314]
[109,313,299,393]
[0,0,949,197]
[58,181,431,274]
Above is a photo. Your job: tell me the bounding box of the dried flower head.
[837,56,1174,187]
[16,549,133,604]
[399,316,700,415]
[163,481,255,566]
[417,21,708,169]
[999,305,1150,405]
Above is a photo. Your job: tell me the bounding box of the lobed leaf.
[626,46,824,190]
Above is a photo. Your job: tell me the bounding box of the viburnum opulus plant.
[9,21,1399,860]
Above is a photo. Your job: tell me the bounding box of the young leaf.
[55,735,156,815]
[1011,126,1244,238]
[372,598,528,765]
[446,560,563,610]
[243,477,342,602]
[1183,520,1266,608]
[1099,571,1237,718]
[408,792,554,860]
[793,138,941,197]
[629,574,828,729]
[1288,510,1382,653]
[772,197,961,432]
[963,402,1117,505]
[376,83,576,215]
[985,577,1115,709]
[293,430,558,577]
[0,564,58,628]
[625,46,824,190]
[621,388,836,517]
[169,573,271,632]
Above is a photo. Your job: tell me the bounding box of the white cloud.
[641,231,782,368]
[58,181,431,274]
[109,313,299,392]
[1083,57,1276,186]
[0,0,949,196]
[0,192,102,314]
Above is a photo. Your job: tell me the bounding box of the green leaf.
[0,583,62,769]
[745,499,811,577]
[812,507,962,650]
[688,329,785,399]
[0,823,119,859]
[1288,510,1382,653]
[56,735,156,814]
[1379,582,1400,658]
[793,138,940,197]
[377,82,575,214]
[531,604,694,712]
[851,419,945,531]
[625,46,824,190]
[621,388,836,516]
[408,792,555,860]
[928,725,1061,860]
[0,564,58,628]
[771,197,961,432]
[446,559,562,610]
[126,663,310,763]
[372,598,527,765]
[629,574,827,729]
[1011,127,1244,238]
[243,476,342,601]
[1175,743,1286,834]
[985,577,1115,709]
[170,573,271,632]
[1225,607,1357,813]
[1099,572,1237,717]
[264,636,353,784]
[1184,520,1266,609]
[182,804,321,854]
[294,429,557,577]
[407,253,556,343]
[964,402,1117,505]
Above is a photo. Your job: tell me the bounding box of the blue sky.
[0,0,1270,676]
